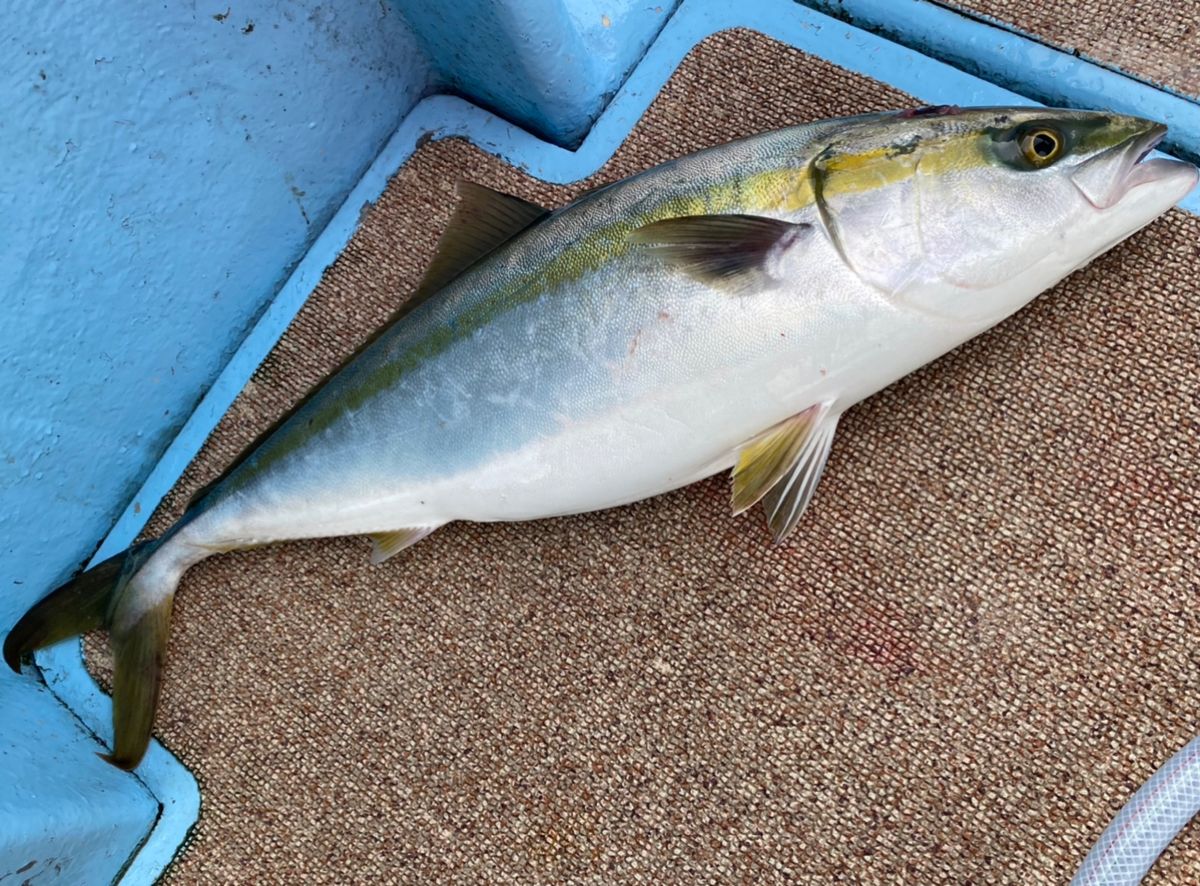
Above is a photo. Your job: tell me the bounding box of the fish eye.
[1020,127,1064,167]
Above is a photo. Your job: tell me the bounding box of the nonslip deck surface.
[85,29,1200,884]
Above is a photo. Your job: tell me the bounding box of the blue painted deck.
[2,2,429,881]
[401,0,681,146]
[3,0,1197,880]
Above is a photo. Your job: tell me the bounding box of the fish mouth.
[1072,122,1198,210]
[1132,124,1167,164]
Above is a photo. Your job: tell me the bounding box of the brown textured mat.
[942,0,1200,96]
[85,28,1200,884]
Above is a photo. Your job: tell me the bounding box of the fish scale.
[5,106,1195,770]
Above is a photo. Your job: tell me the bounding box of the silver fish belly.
[6,107,1195,769]
[185,126,940,548]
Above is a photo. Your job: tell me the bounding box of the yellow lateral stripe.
[739,134,993,214]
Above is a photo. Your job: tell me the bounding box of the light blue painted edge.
[395,0,681,147]
[798,0,1200,165]
[33,0,1200,880]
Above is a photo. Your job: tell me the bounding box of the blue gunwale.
[30,0,1198,880]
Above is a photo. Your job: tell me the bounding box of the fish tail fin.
[4,539,177,770]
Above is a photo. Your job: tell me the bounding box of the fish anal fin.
[369,526,439,565]
[631,214,811,294]
[761,412,840,543]
[732,402,833,515]
[415,182,550,299]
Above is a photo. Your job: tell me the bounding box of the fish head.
[811,107,1198,323]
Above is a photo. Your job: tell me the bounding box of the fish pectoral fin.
[761,412,840,543]
[732,402,834,516]
[368,526,440,565]
[415,182,551,299]
[630,214,812,294]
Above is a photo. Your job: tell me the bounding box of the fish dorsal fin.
[761,412,840,543]
[731,402,833,515]
[415,181,550,299]
[183,188,550,513]
[631,214,811,294]
[368,526,440,565]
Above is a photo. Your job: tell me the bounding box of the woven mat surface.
[85,29,1200,884]
[943,0,1200,96]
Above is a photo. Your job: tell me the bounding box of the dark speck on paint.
[290,185,310,224]
[242,20,255,33]
[16,861,36,874]
[213,6,230,21]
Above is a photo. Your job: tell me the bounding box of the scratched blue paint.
[8,0,1200,881]
[0,0,429,881]
[395,0,679,146]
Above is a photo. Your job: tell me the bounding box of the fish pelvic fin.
[761,411,840,543]
[4,538,180,771]
[731,402,833,515]
[369,525,441,565]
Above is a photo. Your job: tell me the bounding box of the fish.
[5,107,1196,770]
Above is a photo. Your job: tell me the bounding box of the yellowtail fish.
[6,107,1196,769]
